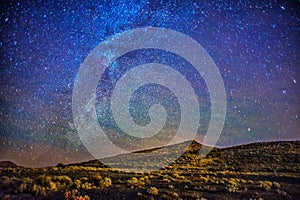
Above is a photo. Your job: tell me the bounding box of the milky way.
[0,1,299,167]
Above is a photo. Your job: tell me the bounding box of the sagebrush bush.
[226,178,240,193]
[65,190,90,200]
[259,181,273,191]
[127,177,145,188]
[100,177,112,189]
[147,187,159,195]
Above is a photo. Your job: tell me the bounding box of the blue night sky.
[0,0,299,167]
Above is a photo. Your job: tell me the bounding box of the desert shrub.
[74,179,81,189]
[48,181,57,191]
[259,181,273,191]
[36,175,73,192]
[81,182,93,190]
[73,176,111,190]
[100,177,112,189]
[7,177,22,193]
[32,184,46,196]
[127,177,139,188]
[226,178,240,193]
[0,176,39,194]
[90,174,102,186]
[83,195,91,200]
[80,177,89,182]
[69,189,79,198]
[52,175,73,188]
[83,166,98,171]
[1,176,13,189]
[127,177,145,188]
[143,176,150,183]
[65,190,91,200]
[65,190,71,199]
[137,177,146,187]
[272,182,281,189]
[163,176,171,183]
[199,176,209,183]
[173,173,185,180]
[17,177,35,193]
[52,167,59,171]
[37,175,52,186]
[137,192,143,197]
[147,187,159,195]
[172,192,179,197]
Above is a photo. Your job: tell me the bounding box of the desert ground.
[0,140,299,200]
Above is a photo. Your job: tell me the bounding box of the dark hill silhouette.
[0,161,18,168]
[70,139,300,174]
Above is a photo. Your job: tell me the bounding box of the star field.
[0,0,299,167]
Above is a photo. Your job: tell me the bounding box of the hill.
[0,161,19,168]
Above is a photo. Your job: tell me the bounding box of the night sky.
[0,0,299,167]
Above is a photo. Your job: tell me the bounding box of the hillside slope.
[0,140,299,199]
